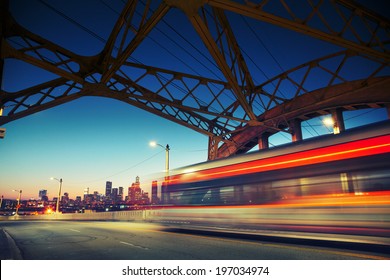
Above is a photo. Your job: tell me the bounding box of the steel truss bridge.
[1,0,389,160]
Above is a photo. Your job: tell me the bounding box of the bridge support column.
[258,132,271,150]
[290,119,302,142]
[331,109,345,134]
[208,136,220,160]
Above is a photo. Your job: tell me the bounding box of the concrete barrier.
[0,210,146,221]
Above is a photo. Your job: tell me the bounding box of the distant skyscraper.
[128,176,142,204]
[112,188,118,202]
[118,186,124,201]
[38,189,47,200]
[105,181,112,197]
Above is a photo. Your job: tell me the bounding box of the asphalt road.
[0,221,388,260]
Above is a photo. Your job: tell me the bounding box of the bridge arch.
[214,77,390,159]
[1,0,389,164]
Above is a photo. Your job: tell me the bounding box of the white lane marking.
[68,229,81,233]
[119,241,149,250]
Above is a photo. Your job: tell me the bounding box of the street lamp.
[150,141,170,204]
[51,177,63,214]
[149,141,170,173]
[12,189,22,215]
[322,117,334,127]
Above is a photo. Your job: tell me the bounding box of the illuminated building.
[128,176,142,204]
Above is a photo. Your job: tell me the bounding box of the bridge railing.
[0,210,146,221]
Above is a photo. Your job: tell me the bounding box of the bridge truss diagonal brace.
[0,91,83,126]
[166,0,257,121]
[209,0,390,62]
[99,0,139,71]
[101,1,171,84]
[189,14,257,120]
[0,0,8,93]
[208,135,218,161]
[89,85,220,139]
[1,11,102,85]
[116,85,227,132]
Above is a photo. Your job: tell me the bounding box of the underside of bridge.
[1,0,389,159]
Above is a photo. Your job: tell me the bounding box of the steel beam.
[290,119,303,142]
[331,108,345,134]
[209,0,390,62]
[189,14,257,120]
[0,0,7,93]
[1,0,389,159]
[101,2,170,83]
[216,77,390,158]
[258,132,271,150]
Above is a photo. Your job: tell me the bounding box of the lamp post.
[51,177,63,213]
[149,142,170,173]
[150,142,170,203]
[12,189,22,215]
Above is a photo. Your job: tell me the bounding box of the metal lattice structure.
[1,0,389,159]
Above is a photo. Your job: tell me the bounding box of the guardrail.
[0,210,148,221]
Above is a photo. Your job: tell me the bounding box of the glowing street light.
[322,117,334,127]
[150,141,170,204]
[12,189,22,215]
[50,177,63,214]
[149,141,170,173]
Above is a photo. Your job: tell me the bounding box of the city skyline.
[2,107,388,200]
[0,176,156,214]
[2,172,157,201]
[1,0,389,200]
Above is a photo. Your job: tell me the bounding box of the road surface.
[0,220,388,260]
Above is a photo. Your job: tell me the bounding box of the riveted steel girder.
[0,0,7,93]
[209,0,390,62]
[1,0,390,161]
[101,1,171,83]
[215,77,390,159]
[188,13,257,120]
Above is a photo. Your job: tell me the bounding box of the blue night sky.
[0,0,389,200]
